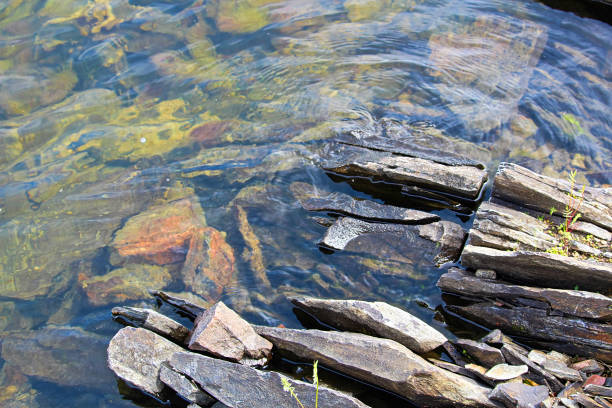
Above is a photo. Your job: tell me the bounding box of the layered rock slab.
[255,326,498,407]
[290,296,447,353]
[169,351,371,408]
[322,143,487,199]
[112,306,190,344]
[107,327,184,398]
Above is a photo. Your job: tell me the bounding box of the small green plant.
[282,360,319,408]
[546,170,585,257]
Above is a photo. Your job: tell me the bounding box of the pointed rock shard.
[492,162,612,231]
[107,327,183,398]
[254,326,497,407]
[112,307,190,344]
[290,296,447,353]
[149,290,208,319]
[322,143,488,199]
[188,302,272,367]
[489,382,549,408]
[455,339,505,368]
[169,351,371,408]
[500,344,564,393]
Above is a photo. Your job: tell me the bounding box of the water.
[0,0,610,406]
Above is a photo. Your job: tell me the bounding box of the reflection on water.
[0,0,610,406]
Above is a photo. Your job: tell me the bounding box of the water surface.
[0,0,610,406]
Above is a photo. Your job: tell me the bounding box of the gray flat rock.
[489,382,549,408]
[437,268,612,321]
[150,290,207,319]
[455,339,505,368]
[169,351,371,408]
[290,296,447,353]
[461,245,612,291]
[107,327,184,398]
[500,344,564,393]
[541,359,582,382]
[112,306,190,344]
[322,143,488,199]
[254,326,498,407]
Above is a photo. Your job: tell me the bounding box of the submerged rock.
[82,264,172,306]
[170,351,371,408]
[1,326,113,390]
[290,296,447,353]
[255,326,497,407]
[107,327,184,398]
[320,217,466,265]
[188,301,272,367]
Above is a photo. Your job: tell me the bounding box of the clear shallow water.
[0,0,610,406]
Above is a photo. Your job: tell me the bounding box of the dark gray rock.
[188,301,272,367]
[292,182,439,223]
[489,382,549,408]
[322,143,488,199]
[455,339,505,368]
[492,162,612,231]
[481,330,506,347]
[447,302,612,364]
[461,245,612,291]
[1,326,114,390]
[321,217,465,265]
[169,351,371,408]
[159,364,215,406]
[112,306,190,344]
[583,384,612,397]
[540,359,582,382]
[290,296,447,353]
[437,268,612,321]
[254,326,498,407]
[428,358,482,381]
[475,269,497,280]
[107,327,184,398]
[150,290,207,319]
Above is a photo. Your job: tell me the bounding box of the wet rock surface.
[290,296,447,353]
[187,301,272,366]
[107,327,184,398]
[112,306,190,344]
[170,351,371,408]
[255,325,497,407]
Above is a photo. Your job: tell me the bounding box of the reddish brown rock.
[190,121,231,147]
[188,302,272,367]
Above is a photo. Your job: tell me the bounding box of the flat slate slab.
[492,162,612,231]
[437,268,612,321]
[461,245,612,292]
[290,296,447,353]
[321,217,466,265]
[169,351,371,408]
[322,143,488,199]
[255,326,497,407]
[112,306,190,344]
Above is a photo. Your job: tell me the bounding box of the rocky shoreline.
[106,120,611,407]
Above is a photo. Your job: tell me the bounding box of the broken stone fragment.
[169,351,371,408]
[107,327,183,398]
[112,306,190,344]
[583,384,612,398]
[159,364,215,406]
[489,382,549,408]
[290,296,447,353]
[187,301,272,367]
[484,364,528,381]
[571,359,604,374]
[480,329,506,347]
[541,359,582,382]
[255,326,497,407]
[149,290,208,319]
[501,344,564,393]
[455,339,505,368]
